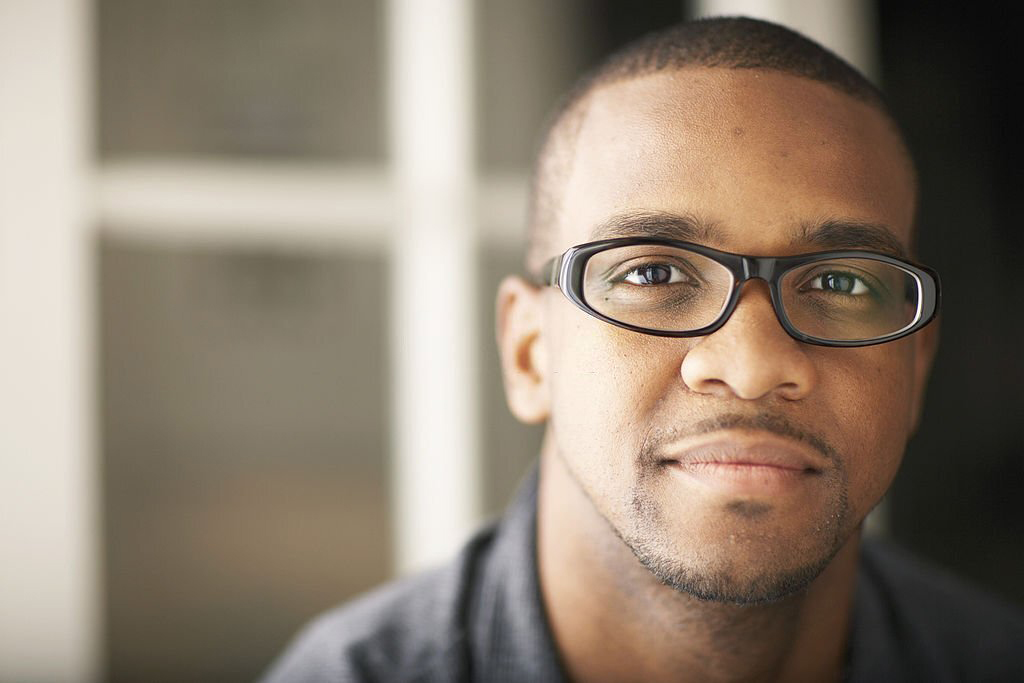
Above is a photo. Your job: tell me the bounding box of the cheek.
[818,342,917,516]
[546,306,680,485]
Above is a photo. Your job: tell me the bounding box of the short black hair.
[525,16,911,274]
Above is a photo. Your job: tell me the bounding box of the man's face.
[534,69,934,603]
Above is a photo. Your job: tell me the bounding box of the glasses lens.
[779,257,922,342]
[582,245,734,332]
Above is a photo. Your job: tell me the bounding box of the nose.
[679,281,816,401]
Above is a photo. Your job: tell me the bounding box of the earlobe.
[496,276,550,424]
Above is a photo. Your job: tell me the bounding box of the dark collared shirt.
[262,467,1024,682]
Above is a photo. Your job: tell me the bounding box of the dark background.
[878,2,1023,607]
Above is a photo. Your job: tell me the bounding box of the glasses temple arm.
[537,255,562,287]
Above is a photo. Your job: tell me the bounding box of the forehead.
[555,68,916,257]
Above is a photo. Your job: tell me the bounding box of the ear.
[496,275,550,424]
[908,315,940,432]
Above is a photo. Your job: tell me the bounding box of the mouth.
[659,431,826,496]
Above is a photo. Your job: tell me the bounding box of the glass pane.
[98,0,384,160]
[582,245,733,331]
[100,237,391,682]
[780,258,921,341]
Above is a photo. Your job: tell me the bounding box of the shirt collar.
[469,464,568,682]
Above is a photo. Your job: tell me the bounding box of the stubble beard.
[619,479,850,606]
[590,413,852,606]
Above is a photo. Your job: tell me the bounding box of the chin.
[627,530,844,605]
[619,494,853,605]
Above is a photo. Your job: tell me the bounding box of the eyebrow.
[588,211,909,258]
[589,211,722,243]
[796,219,908,258]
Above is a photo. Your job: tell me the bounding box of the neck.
[536,437,859,683]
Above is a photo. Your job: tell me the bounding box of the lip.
[660,431,827,496]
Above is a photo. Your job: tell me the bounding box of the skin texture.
[496,68,938,682]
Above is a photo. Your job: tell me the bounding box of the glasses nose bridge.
[738,255,779,284]
[725,256,791,339]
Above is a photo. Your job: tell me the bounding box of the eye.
[622,263,687,285]
[806,272,869,295]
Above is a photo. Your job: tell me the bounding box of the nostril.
[776,382,806,401]
[683,376,731,396]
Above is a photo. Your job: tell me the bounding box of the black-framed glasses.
[540,237,941,347]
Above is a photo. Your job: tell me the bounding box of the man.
[263,17,1024,682]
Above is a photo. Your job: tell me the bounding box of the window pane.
[99,237,391,682]
[98,0,384,160]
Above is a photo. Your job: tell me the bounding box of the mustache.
[639,412,840,466]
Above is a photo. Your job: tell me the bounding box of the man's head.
[525,16,915,275]
[497,17,938,605]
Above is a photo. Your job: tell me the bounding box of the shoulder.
[859,538,1024,679]
[259,526,496,683]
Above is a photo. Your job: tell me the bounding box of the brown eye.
[623,264,682,285]
[805,272,869,295]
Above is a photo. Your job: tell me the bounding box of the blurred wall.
[0,2,98,683]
